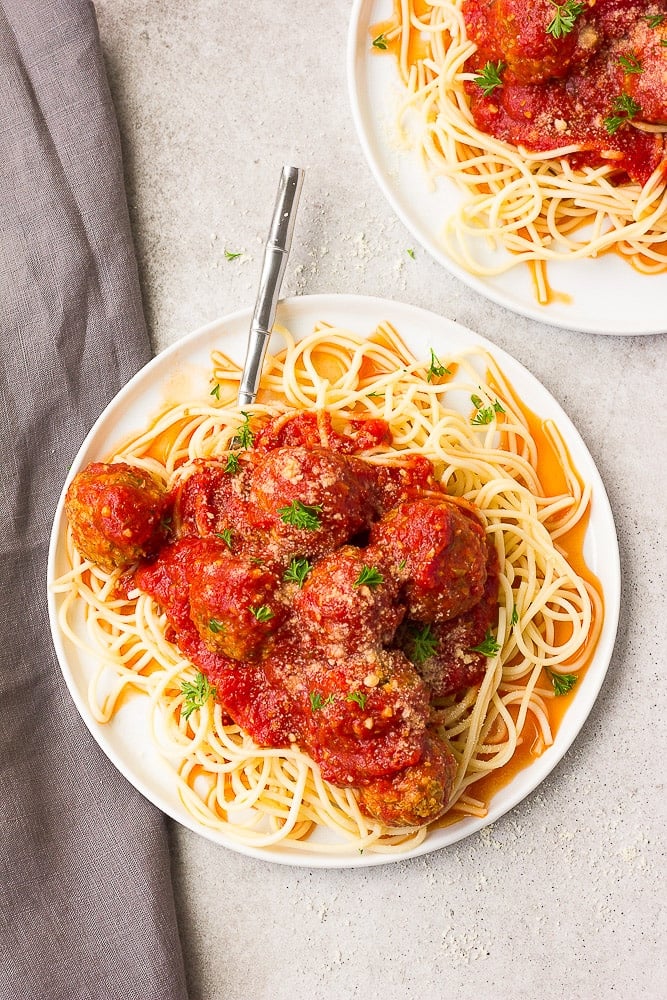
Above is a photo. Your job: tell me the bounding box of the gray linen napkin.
[0,2,189,996]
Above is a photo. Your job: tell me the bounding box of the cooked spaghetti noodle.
[380,0,667,301]
[53,321,602,855]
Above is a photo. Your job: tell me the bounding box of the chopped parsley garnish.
[471,394,505,425]
[224,452,240,474]
[473,60,505,97]
[469,630,501,657]
[372,32,388,50]
[510,604,519,626]
[278,499,323,531]
[208,618,226,634]
[181,671,216,720]
[224,249,243,261]
[410,623,438,665]
[251,604,274,622]
[406,247,416,259]
[644,13,666,28]
[367,390,384,398]
[604,93,642,134]
[545,666,578,696]
[346,691,368,710]
[210,383,220,399]
[618,53,642,74]
[353,566,384,588]
[160,512,173,533]
[546,0,585,39]
[236,411,254,450]
[215,529,234,550]
[284,557,313,587]
[309,691,335,712]
[426,348,451,382]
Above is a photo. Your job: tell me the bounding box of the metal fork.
[237,164,305,407]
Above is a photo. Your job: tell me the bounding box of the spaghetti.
[53,321,602,855]
[378,0,667,302]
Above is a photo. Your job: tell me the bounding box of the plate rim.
[346,0,667,337]
[47,292,622,868]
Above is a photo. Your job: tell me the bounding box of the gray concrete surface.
[94,2,666,998]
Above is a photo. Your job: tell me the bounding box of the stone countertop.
[94,3,666,998]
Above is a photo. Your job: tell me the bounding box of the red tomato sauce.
[462,0,667,185]
[78,411,500,828]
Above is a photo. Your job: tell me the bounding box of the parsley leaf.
[469,629,501,656]
[236,411,254,450]
[284,557,313,587]
[372,32,388,50]
[210,383,220,399]
[215,529,234,550]
[618,53,642,74]
[644,13,666,28]
[510,604,519,626]
[604,93,642,134]
[353,566,384,588]
[208,618,226,634]
[181,671,216,720]
[346,691,368,710]
[545,667,578,696]
[278,499,323,531]
[471,395,505,425]
[224,249,243,261]
[427,348,451,382]
[410,623,438,665]
[224,452,240,474]
[309,691,335,712]
[473,60,505,97]
[406,247,416,259]
[251,604,274,622]
[546,0,585,39]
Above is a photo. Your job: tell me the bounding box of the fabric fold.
[0,2,189,996]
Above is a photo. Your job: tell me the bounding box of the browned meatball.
[464,0,599,85]
[64,461,170,573]
[248,446,374,559]
[292,545,403,654]
[172,457,253,539]
[404,541,500,697]
[187,542,285,660]
[357,734,457,828]
[371,499,487,622]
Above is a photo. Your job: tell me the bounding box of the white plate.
[47,294,620,867]
[348,0,667,336]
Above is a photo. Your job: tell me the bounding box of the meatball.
[371,499,487,622]
[248,446,374,559]
[188,542,285,660]
[172,457,253,539]
[292,545,403,654]
[301,648,431,785]
[65,461,170,573]
[357,734,457,828]
[464,0,598,85]
[404,542,500,697]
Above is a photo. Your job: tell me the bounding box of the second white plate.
[348,0,667,335]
